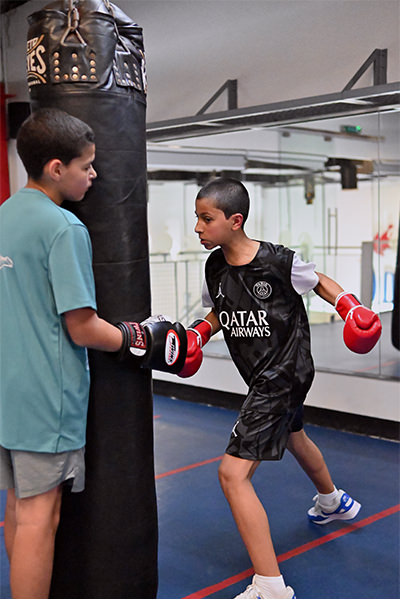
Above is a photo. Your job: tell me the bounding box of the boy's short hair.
[196,177,250,225]
[17,108,95,181]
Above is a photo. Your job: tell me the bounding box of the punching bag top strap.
[102,0,146,92]
[103,0,130,53]
[60,0,87,46]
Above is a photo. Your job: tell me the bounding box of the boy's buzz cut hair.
[17,107,95,181]
[196,177,250,226]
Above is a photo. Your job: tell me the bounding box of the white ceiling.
[2,0,399,174]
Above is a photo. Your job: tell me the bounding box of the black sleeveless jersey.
[205,241,315,404]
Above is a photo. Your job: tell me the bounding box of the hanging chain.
[60,0,87,46]
[102,0,130,53]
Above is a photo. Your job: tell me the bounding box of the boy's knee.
[218,461,233,490]
[218,460,244,491]
[288,429,308,453]
[16,486,62,532]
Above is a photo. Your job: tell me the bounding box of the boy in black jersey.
[182,177,381,599]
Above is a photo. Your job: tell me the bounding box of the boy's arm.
[313,271,344,305]
[64,307,123,352]
[204,309,221,334]
[65,309,189,374]
[313,272,381,354]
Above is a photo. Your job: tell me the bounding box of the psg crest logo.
[253,281,272,300]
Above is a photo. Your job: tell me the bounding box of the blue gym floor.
[1,393,399,599]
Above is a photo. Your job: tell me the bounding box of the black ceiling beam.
[147,169,297,185]
[342,49,387,91]
[196,79,238,115]
[147,81,399,142]
[245,159,308,171]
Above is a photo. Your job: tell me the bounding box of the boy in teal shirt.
[0,108,124,598]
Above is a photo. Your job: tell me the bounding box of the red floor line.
[0,521,3,528]
[156,456,224,479]
[355,359,399,373]
[0,454,223,529]
[184,504,400,599]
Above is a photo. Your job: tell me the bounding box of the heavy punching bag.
[26,1,157,597]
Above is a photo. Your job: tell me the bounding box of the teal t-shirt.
[0,188,97,452]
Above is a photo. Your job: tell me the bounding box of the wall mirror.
[146,108,399,381]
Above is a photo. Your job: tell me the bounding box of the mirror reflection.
[147,111,400,380]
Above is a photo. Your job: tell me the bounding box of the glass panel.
[147,110,400,381]
[148,181,207,322]
[276,112,399,379]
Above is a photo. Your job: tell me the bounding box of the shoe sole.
[308,499,361,525]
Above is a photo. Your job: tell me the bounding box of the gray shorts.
[0,445,85,499]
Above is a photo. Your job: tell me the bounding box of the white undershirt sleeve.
[201,279,214,308]
[291,253,319,295]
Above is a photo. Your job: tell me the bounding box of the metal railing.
[150,250,208,324]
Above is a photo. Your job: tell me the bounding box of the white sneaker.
[307,489,361,525]
[234,577,296,598]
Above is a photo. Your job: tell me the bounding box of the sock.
[254,574,287,598]
[318,486,340,509]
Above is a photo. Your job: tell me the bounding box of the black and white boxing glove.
[116,315,188,374]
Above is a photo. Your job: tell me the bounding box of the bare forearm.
[64,308,123,351]
[314,272,344,306]
[205,309,221,335]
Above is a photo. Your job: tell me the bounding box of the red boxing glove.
[178,319,213,378]
[335,292,382,354]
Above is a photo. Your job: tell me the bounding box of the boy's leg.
[287,428,361,524]
[286,428,334,493]
[218,453,280,576]
[10,485,62,599]
[4,489,17,561]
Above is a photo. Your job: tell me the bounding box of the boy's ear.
[231,213,244,230]
[45,158,64,181]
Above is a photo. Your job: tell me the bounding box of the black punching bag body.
[26,2,157,597]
